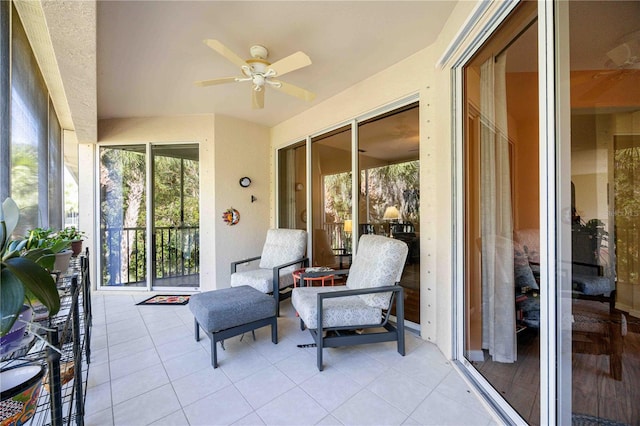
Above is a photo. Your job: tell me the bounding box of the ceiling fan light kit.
[195,39,316,109]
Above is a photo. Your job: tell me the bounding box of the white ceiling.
[97,1,457,128]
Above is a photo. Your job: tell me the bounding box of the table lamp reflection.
[343,219,352,253]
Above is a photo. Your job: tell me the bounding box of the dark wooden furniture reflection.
[572,294,624,381]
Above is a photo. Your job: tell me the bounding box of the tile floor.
[85,293,499,426]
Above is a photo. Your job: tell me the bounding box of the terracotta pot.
[70,240,83,257]
[0,363,46,426]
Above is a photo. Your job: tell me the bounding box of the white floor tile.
[410,390,493,426]
[89,346,109,365]
[218,345,272,382]
[333,352,389,386]
[149,409,190,425]
[91,332,109,351]
[300,367,363,412]
[435,370,491,414]
[316,414,344,425]
[183,385,253,425]
[90,323,108,338]
[332,389,408,425]
[86,360,111,389]
[255,387,328,426]
[108,335,155,361]
[113,383,181,426]
[149,322,192,346]
[109,347,162,380]
[84,294,497,426]
[84,381,113,414]
[162,346,212,381]
[107,323,149,346]
[274,350,319,384]
[84,407,113,426]
[232,412,266,425]
[171,366,232,406]
[111,363,170,405]
[248,334,301,364]
[235,366,296,409]
[156,334,203,362]
[107,315,145,333]
[392,344,452,389]
[367,369,433,415]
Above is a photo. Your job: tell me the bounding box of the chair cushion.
[572,273,615,296]
[292,286,381,329]
[346,235,408,309]
[230,268,295,293]
[259,229,307,269]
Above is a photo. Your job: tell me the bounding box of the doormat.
[136,295,190,306]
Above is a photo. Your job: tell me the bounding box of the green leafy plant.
[57,226,85,242]
[1,198,61,336]
[24,227,72,253]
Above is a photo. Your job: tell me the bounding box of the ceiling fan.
[195,39,316,109]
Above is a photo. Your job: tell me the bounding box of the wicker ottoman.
[189,285,277,368]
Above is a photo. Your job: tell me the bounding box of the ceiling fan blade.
[252,89,265,109]
[271,80,316,102]
[203,39,248,69]
[194,77,237,87]
[268,51,312,77]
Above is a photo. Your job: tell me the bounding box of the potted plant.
[24,227,73,273]
[1,198,61,338]
[57,227,85,256]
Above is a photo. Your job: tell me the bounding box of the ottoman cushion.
[189,286,276,332]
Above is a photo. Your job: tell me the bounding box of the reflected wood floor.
[472,319,640,426]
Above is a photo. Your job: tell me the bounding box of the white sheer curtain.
[285,149,297,227]
[480,54,517,363]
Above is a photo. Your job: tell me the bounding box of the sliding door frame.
[449,0,560,423]
[96,140,200,292]
[277,95,420,262]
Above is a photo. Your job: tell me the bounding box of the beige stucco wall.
[269,0,479,356]
[213,115,270,287]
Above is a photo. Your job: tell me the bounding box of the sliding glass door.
[358,104,420,323]
[277,141,307,230]
[99,143,200,290]
[560,2,640,424]
[311,126,353,268]
[461,2,540,423]
[277,101,420,323]
[457,1,640,423]
[151,144,200,289]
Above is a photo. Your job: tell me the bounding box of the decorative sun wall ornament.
[222,208,240,226]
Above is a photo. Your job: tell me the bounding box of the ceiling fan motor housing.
[250,45,268,60]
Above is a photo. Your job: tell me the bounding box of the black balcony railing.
[102,225,199,287]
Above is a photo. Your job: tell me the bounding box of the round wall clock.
[239,177,251,187]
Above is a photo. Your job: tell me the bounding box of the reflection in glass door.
[462,2,540,424]
[311,126,352,268]
[99,143,199,290]
[151,144,199,289]
[563,2,640,424]
[358,103,420,323]
[277,141,306,230]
